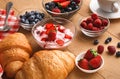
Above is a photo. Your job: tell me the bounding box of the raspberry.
[97,45,104,54]
[93,19,102,27]
[80,21,87,28]
[52,8,61,13]
[86,17,93,24]
[102,19,108,26]
[87,23,93,30]
[91,13,98,20]
[107,46,116,55]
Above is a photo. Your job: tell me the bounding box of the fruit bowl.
[75,50,104,73]
[31,17,76,49]
[42,0,82,18]
[18,8,46,31]
[79,14,110,37]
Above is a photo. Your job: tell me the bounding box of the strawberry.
[64,34,72,39]
[0,9,6,15]
[97,45,104,54]
[53,0,66,3]
[58,25,65,33]
[107,46,116,55]
[52,8,61,13]
[93,18,102,27]
[41,38,47,41]
[45,23,54,29]
[89,55,102,69]
[80,21,87,28]
[91,13,98,20]
[102,19,108,26]
[40,31,46,36]
[56,39,64,46]
[60,1,70,8]
[78,58,89,70]
[0,66,2,73]
[48,31,56,41]
[84,49,98,61]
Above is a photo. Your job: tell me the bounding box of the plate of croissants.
[0,33,75,79]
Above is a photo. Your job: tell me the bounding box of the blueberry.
[45,4,50,10]
[93,40,99,45]
[28,15,35,21]
[116,51,120,57]
[117,42,120,48]
[20,18,26,23]
[24,19,29,24]
[67,7,73,12]
[105,37,112,44]
[34,19,39,23]
[40,13,45,18]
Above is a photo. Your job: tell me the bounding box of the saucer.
[89,0,120,19]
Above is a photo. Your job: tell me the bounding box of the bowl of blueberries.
[18,8,46,31]
[42,0,82,18]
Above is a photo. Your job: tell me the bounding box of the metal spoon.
[0,2,13,31]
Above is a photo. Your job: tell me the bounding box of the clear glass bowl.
[31,17,76,49]
[18,8,46,31]
[79,16,110,37]
[42,0,83,18]
[75,52,104,73]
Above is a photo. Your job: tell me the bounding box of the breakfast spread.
[33,23,73,48]
[45,0,80,13]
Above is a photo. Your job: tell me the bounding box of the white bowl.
[75,52,104,73]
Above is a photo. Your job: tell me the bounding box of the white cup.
[98,0,120,12]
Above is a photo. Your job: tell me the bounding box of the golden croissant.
[15,50,75,79]
[0,33,32,78]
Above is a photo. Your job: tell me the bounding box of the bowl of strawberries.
[42,0,82,18]
[31,17,76,49]
[75,49,104,73]
[79,13,110,37]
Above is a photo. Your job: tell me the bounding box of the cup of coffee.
[98,0,120,12]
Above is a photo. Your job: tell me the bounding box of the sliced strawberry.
[0,9,6,15]
[41,38,47,41]
[45,23,54,29]
[84,49,98,61]
[89,55,102,69]
[78,58,89,70]
[53,0,66,3]
[60,1,70,8]
[56,39,64,46]
[64,34,72,39]
[52,8,61,13]
[48,31,56,41]
[58,25,65,33]
[40,31,46,36]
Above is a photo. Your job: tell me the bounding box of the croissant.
[15,50,75,79]
[0,33,32,78]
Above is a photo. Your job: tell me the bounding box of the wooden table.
[1,0,120,79]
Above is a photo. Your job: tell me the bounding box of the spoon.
[0,2,13,31]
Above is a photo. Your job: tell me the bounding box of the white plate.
[89,0,120,19]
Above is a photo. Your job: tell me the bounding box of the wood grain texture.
[1,0,120,79]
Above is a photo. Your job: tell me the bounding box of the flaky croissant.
[0,33,32,78]
[15,50,75,79]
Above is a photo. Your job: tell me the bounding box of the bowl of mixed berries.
[18,8,46,31]
[31,17,76,49]
[79,14,110,37]
[75,49,104,73]
[42,0,82,18]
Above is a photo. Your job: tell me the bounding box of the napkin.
[0,9,20,41]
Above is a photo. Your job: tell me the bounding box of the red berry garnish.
[60,1,70,8]
[102,19,108,26]
[45,23,54,29]
[64,34,72,39]
[80,21,87,28]
[87,23,94,30]
[93,18,102,27]
[97,45,104,54]
[56,39,64,46]
[48,31,56,41]
[86,17,93,24]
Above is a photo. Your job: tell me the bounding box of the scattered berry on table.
[93,39,99,45]
[97,45,104,54]
[78,58,89,70]
[104,37,112,44]
[107,46,116,55]
[116,51,120,57]
[117,42,120,48]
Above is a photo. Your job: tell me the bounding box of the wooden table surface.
[1,0,120,79]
